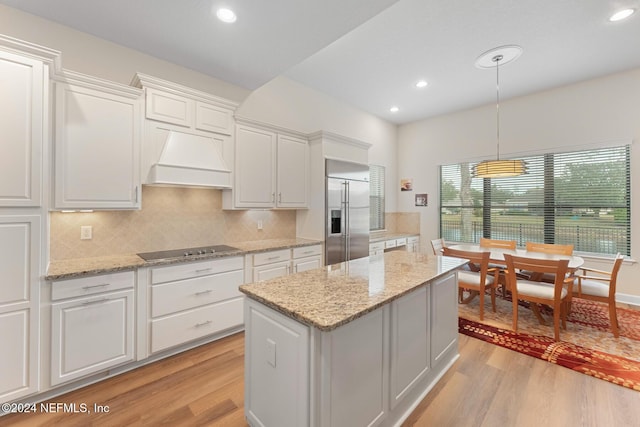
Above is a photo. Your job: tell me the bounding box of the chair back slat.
[525,242,574,255]
[480,238,516,250]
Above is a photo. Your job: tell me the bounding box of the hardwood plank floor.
[2,332,638,426]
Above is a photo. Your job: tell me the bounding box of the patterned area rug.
[458,296,640,391]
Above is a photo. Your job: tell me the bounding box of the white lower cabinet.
[252,249,291,282]
[406,236,420,252]
[149,256,244,354]
[292,245,322,274]
[50,271,135,386]
[0,215,41,403]
[430,272,458,366]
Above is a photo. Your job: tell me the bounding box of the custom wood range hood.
[146,129,232,188]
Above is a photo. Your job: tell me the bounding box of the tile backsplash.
[50,186,296,260]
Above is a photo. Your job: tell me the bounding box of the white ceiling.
[3,0,640,124]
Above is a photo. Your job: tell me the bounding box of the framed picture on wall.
[401,178,413,191]
[415,193,428,206]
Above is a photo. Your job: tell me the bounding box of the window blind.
[370,164,385,231]
[439,145,630,255]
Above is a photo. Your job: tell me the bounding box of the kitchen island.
[239,251,467,427]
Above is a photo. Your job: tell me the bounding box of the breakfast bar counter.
[239,251,467,427]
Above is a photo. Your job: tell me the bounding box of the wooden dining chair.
[572,253,624,337]
[523,242,574,283]
[443,247,499,320]
[479,237,516,250]
[504,254,573,341]
[525,242,574,255]
[430,238,445,255]
[479,237,516,294]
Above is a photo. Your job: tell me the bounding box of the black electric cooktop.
[137,244,240,261]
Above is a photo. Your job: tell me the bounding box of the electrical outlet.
[80,225,92,240]
[257,220,263,230]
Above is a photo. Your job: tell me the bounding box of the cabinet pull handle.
[303,250,313,254]
[279,192,282,203]
[195,290,213,296]
[82,283,109,290]
[267,256,279,260]
[82,298,109,306]
[272,193,275,202]
[195,320,212,328]
[135,186,139,203]
[195,268,213,273]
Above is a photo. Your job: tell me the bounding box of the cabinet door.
[0,50,43,207]
[253,261,290,282]
[234,125,276,208]
[293,256,321,273]
[51,289,134,385]
[430,273,458,367]
[145,88,191,127]
[390,286,430,407]
[276,134,308,208]
[55,83,141,209]
[0,216,40,402]
[195,102,233,135]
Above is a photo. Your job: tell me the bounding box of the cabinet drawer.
[408,236,419,244]
[396,238,407,246]
[385,240,397,249]
[369,242,385,252]
[253,249,291,266]
[253,261,290,282]
[292,245,322,259]
[151,256,243,284]
[51,271,134,301]
[151,297,244,353]
[145,88,192,127]
[151,269,243,318]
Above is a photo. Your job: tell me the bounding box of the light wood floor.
[2,332,639,427]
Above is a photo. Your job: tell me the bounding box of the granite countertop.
[46,238,322,281]
[369,232,420,243]
[239,251,467,332]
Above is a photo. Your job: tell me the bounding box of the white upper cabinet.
[0,50,44,207]
[276,134,308,208]
[54,71,143,210]
[223,120,309,209]
[233,125,277,208]
[131,73,237,188]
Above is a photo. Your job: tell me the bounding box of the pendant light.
[472,45,527,178]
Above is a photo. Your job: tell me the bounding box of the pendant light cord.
[494,54,502,161]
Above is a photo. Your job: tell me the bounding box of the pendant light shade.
[473,159,527,178]
[472,45,526,179]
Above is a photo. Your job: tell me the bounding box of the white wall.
[398,68,640,300]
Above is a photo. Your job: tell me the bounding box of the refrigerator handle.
[345,181,350,260]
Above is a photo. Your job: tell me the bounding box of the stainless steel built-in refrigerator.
[325,159,370,265]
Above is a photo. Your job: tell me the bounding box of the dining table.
[448,243,584,325]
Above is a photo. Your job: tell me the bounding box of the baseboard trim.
[616,292,640,306]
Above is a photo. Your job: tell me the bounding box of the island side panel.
[430,272,459,367]
[317,307,389,427]
[244,299,310,427]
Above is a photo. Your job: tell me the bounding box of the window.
[370,164,385,230]
[440,145,631,255]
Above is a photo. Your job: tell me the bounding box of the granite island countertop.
[46,238,322,281]
[239,251,467,331]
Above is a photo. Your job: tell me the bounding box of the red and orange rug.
[458,297,640,391]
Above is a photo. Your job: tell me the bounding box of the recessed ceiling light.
[415,80,428,89]
[216,8,237,23]
[390,106,399,113]
[610,8,635,21]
